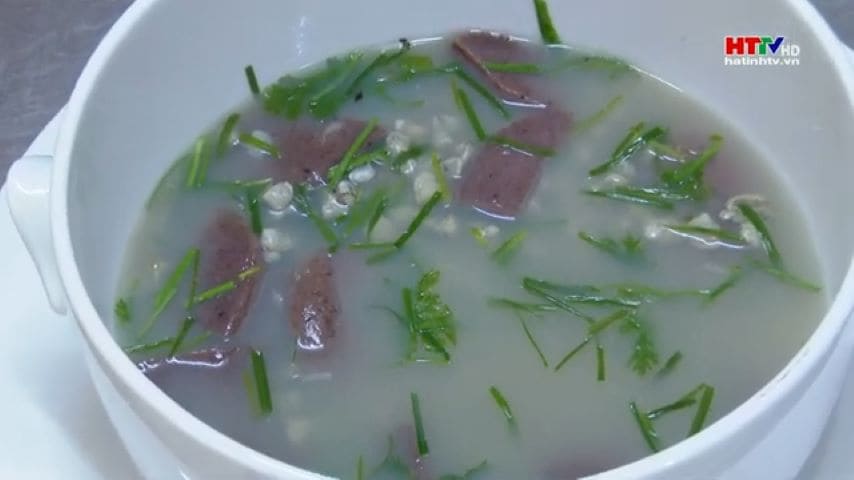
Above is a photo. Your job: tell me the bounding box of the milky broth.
[114,35,826,479]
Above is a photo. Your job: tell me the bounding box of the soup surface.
[114,29,825,480]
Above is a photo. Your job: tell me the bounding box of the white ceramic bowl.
[6,0,854,478]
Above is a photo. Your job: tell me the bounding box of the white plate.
[3,78,852,478]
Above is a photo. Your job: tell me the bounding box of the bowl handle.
[5,155,68,314]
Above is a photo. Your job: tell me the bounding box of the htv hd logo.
[724,36,800,57]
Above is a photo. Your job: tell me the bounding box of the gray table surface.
[0,1,853,478]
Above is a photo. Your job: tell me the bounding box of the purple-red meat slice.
[275,118,386,184]
[290,253,340,353]
[200,211,263,337]
[458,105,572,218]
[453,31,545,104]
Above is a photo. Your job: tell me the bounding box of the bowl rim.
[49,0,854,478]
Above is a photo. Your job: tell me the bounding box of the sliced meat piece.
[200,211,264,337]
[453,31,545,105]
[275,118,386,184]
[458,106,572,218]
[290,253,339,353]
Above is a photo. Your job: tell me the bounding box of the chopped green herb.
[751,261,821,292]
[488,135,556,157]
[185,137,211,188]
[689,385,715,436]
[705,266,744,302]
[327,118,379,187]
[442,64,511,119]
[589,122,666,176]
[554,337,592,372]
[470,227,489,247]
[596,344,606,381]
[533,0,562,44]
[588,308,632,336]
[490,297,558,314]
[483,61,543,74]
[410,392,430,456]
[292,184,339,252]
[343,188,388,238]
[168,316,196,357]
[575,95,624,133]
[630,402,660,452]
[737,203,782,267]
[184,247,201,309]
[238,132,280,158]
[431,153,452,202]
[657,351,683,377]
[398,270,457,363]
[191,264,262,305]
[250,349,273,415]
[520,279,596,322]
[388,144,426,169]
[439,460,489,480]
[216,113,240,156]
[373,83,426,108]
[489,386,516,425]
[647,395,698,421]
[308,52,365,118]
[138,247,200,339]
[244,65,261,95]
[394,52,437,81]
[451,79,487,140]
[665,224,745,246]
[206,178,273,196]
[515,313,549,368]
[356,455,365,480]
[491,231,527,265]
[123,337,175,355]
[584,186,675,210]
[522,278,640,308]
[245,189,263,236]
[556,55,633,78]
[367,196,389,240]
[578,231,644,259]
[393,191,443,249]
[662,135,723,188]
[648,140,689,162]
[620,314,659,376]
[114,298,131,323]
[347,43,411,95]
[264,53,363,119]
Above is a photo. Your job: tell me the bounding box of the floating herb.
[516,313,549,368]
[451,79,487,140]
[138,247,200,338]
[292,184,339,252]
[689,385,715,435]
[470,227,489,247]
[431,153,452,202]
[250,349,273,415]
[238,132,281,158]
[630,402,661,452]
[123,337,175,355]
[114,298,131,323]
[737,203,782,267]
[244,65,261,95]
[596,344,606,381]
[410,393,430,456]
[191,265,261,306]
[657,351,683,377]
[168,316,196,357]
[343,188,387,238]
[216,113,240,156]
[308,52,365,118]
[584,186,675,210]
[533,0,562,44]
[575,95,624,133]
[398,270,457,363]
[589,123,666,176]
[327,118,379,187]
[185,137,211,188]
[488,135,556,157]
[245,189,264,235]
[489,386,516,426]
[442,64,511,119]
[393,191,443,249]
[490,297,558,314]
[356,455,365,480]
[264,53,363,119]
[184,246,201,309]
[439,460,489,480]
[661,135,723,195]
[705,265,744,302]
[491,231,527,265]
[620,314,659,376]
[751,261,821,292]
[388,144,426,169]
[347,42,411,95]
[578,231,643,259]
